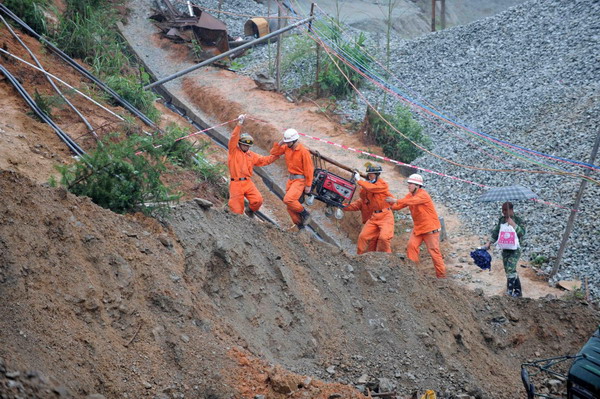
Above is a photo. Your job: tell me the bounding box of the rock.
[158,234,173,248]
[302,377,312,388]
[193,198,213,209]
[357,374,369,384]
[6,371,20,378]
[378,377,394,392]
[253,72,276,91]
[86,395,107,399]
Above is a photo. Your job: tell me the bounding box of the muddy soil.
[1,170,599,399]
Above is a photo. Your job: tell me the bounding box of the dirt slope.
[1,170,599,398]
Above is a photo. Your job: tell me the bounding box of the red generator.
[307,168,357,219]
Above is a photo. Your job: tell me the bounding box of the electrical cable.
[300,19,600,185]
[0,64,86,158]
[0,14,97,137]
[302,7,600,171]
[0,3,158,129]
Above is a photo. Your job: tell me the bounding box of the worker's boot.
[507,277,522,297]
[512,276,523,297]
[244,206,255,218]
[299,209,311,227]
[506,277,515,296]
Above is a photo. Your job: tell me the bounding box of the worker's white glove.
[238,114,246,125]
[353,172,361,181]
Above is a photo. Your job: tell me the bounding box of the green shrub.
[153,124,200,168]
[4,0,48,35]
[530,253,549,266]
[149,125,226,190]
[317,21,372,97]
[55,134,179,215]
[193,142,227,187]
[104,74,159,122]
[366,106,431,164]
[29,90,65,121]
[64,0,102,18]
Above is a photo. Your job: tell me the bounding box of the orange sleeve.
[252,153,279,167]
[357,179,389,194]
[270,142,286,156]
[343,198,363,212]
[229,125,242,155]
[301,147,314,187]
[393,190,430,208]
[391,193,411,210]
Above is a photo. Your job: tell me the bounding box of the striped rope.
[300,22,600,185]
[304,8,600,171]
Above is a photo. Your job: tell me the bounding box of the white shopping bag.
[496,223,519,250]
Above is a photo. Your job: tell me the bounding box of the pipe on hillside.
[144,15,315,90]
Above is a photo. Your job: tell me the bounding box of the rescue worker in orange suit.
[270,128,314,229]
[342,184,378,252]
[228,114,279,217]
[345,164,394,254]
[387,173,446,278]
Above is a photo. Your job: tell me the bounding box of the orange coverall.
[228,125,279,214]
[354,178,394,254]
[270,141,314,225]
[343,188,377,252]
[392,188,446,278]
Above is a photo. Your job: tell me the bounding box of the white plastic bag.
[496,223,519,250]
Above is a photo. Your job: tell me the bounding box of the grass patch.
[4,0,49,35]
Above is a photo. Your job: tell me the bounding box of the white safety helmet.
[407,173,424,186]
[283,128,300,143]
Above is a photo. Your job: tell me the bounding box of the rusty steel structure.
[151,0,230,56]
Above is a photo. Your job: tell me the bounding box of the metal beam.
[144,14,315,90]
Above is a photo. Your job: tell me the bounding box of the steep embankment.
[1,170,598,398]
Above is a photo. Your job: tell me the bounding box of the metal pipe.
[144,15,315,90]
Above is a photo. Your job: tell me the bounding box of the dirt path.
[119,0,565,300]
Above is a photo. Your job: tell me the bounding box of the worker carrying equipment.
[271,127,314,229]
[345,162,395,254]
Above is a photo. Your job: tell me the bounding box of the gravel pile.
[196,0,600,299]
